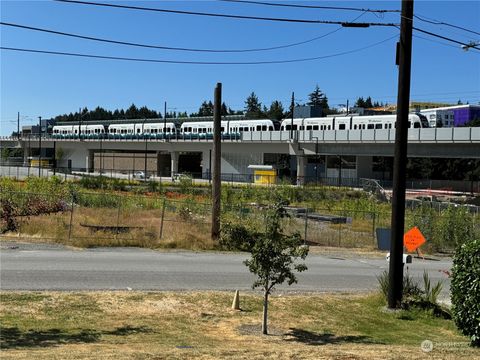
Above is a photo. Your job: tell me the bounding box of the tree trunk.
[262,289,269,335]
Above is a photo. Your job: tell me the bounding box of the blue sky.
[1,0,479,135]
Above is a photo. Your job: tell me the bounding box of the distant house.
[420,104,480,127]
[293,105,323,118]
[419,108,455,127]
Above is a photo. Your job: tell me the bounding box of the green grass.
[0,291,475,359]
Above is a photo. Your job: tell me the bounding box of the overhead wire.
[217,0,400,13]
[414,14,480,37]
[0,34,398,65]
[0,10,366,53]
[413,27,480,51]
[54,0,398,27]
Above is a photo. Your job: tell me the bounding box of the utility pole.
[38,116,42,177]
[17,112,20,139]
[388,0,414,309]
[290,92,294,140]
[163,101,167,139]
[211,83,222,241]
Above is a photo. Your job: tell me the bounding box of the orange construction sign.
[404,227,426,252]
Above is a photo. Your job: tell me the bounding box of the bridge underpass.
[1,127,479,185]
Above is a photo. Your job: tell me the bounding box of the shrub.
[436,206,474,250]
[220,221,259,252]
[377,269,422,301]
[451,236,480,347]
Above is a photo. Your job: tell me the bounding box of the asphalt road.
[0,243,452,297]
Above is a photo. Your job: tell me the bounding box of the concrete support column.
[23,145,30,166]
[87,149,94,173]
[296,155,306,185]
[356,156,374,179]
[170,151,179,179]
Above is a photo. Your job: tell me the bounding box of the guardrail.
[2,127,480,143]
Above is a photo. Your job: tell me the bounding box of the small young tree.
[244,202,308,335]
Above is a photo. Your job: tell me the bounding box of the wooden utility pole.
[290,92,294,139]
[211,83,222,240]
[17,112,20,139]
[388,0,414,309]
[38,116,42,177]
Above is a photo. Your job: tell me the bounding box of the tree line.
[52,85,349,122]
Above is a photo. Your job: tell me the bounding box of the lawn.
[0,291,475,359]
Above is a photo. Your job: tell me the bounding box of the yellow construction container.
[248,165,276,184]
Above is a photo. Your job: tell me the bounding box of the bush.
[377,269,422,301]
[220,222,259,252]
[451,236,480,347]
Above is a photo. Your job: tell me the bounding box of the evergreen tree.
[125,104,139,119]
[355,97,366,108]
[267,100,285,120]
[198,101,214,117]
[307,85,329,110]
[245,92,265,119]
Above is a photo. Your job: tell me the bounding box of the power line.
[414,14,480,37]
[414,27,480,51]
[54,0,398,27]
[0,14,362,53]
[0,35,398,65]
[218,0,400,13]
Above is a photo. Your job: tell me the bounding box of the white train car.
[280,114,429,132]
[280,118,334,131]
[227,119,274,132]
[52,124,105,137]
[108,123,135,136]
[180,120,273,135]
[133,122,177,135]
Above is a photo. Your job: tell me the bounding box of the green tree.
[267,100,285,120]
[125,104,139,119]
[245,92,265,119]
[244,201,308,335]
[307,85,329,110]
[197,101,214,117]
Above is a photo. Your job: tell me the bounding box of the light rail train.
[51,114,429,139]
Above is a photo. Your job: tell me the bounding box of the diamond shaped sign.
[404,226,426,252]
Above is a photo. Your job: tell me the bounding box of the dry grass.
[0,291,476,360]
[4,207,215,250]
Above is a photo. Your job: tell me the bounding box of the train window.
[313,125,318,130]
[306,126,312,130]
[293,125,298,130]
[375,124,382,129]
[262,125,267,131]
[268,126,273,131]
[367,124,374,129]
[414,122,421,128]
[339,124,346,130]
[74,129,78,134]
[285,125,291,130]
[221,127,225,132]
[328,125,331,130]
[256,125,261,131]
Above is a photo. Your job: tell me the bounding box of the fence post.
[304,207,308,245]
[67,192,75,242]
[159,197,166,240]
[114,196,121,241]
[338,220,342,247]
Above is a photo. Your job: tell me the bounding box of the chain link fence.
[1,190,478,251]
